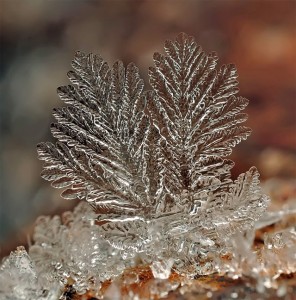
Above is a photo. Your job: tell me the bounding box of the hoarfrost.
[1,33,295,299]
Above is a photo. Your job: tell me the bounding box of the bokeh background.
[1,0,295,257]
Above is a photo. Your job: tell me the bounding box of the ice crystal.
[0,246,59,300]
[29,203,130,295]
[37,33,269,273]
[3,33,294,300]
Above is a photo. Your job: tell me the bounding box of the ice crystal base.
[0,196,296,300]
[0,200,295,299]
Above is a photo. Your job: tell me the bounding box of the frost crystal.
[37,33,269,273]
[0,246,59,300]
[151,259,174,280]
[4,33,294,300]
[29,203,128,294]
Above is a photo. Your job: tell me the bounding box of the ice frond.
[38,53,154,217]
[148,33,251,202]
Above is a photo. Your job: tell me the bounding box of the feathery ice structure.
[1,33,295,299]
[37,32,268,262]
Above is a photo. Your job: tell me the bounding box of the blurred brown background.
[0,0,295,256]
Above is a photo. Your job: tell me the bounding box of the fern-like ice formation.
[3,33,296,299]
[37,33,269,274]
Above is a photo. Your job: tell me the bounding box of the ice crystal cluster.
[37,32,268,265]
[1,33,295,299]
